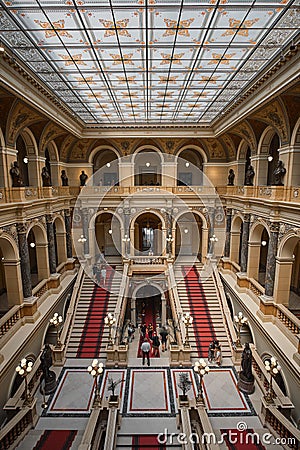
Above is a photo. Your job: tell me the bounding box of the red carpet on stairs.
[182,265,216,358]
[33,430,77,450]
[132,435,166,449]
[137,300,160,358]
[221,429,266,450]
[76,266,114,358]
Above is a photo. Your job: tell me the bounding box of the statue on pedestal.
[273,160,286,186]
[10,161,23,187]
[80,170,88,186]
[61,170,69,186]
[245,165,255,186]
[41,166,51,187]
[40,344,57,395]
[227,169,235,186]
[238,342,255,394]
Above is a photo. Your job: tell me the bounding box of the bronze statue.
[273,160,286,186]
[80,170,88,186]
[227,169,235,186]
[245,165,255,186]
[41,166,51,187]
[61,170,68,186]
[240,343,254,381]
[10,161,23,187]
[40,344,53,381]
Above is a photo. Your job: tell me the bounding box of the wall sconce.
[185,162,190,168]
[106,162,111,168]
[23,157,29,164]
[29,242,36,248]
[267,155,273,162]
[261,240,267,247]
[146,162,150,167]
[184,228,189,234]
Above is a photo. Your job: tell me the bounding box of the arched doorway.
[95,213,121,257]
[248,223,269,286]
[175,212,203,260]
[135,284,162,327]
[0,235,23,309]
[177,148,203,186]
[274,232,300,308]
[27,224,49,287]
[134,150,162,186]
[93,149,119,186]
[16,134,29,186]
[133,213,162,256]
[267,134,280,186]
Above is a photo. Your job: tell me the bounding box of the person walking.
[100,265,107,287]
[140,323,147,338]
[208,340,215,363]
[141,338,151,366]
[152,332,160,357]
[148,322,154,340]
[159,325,169,352]
[214,339,222,366]
[127,322,135,343]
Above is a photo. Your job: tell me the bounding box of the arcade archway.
[94,212,122,257]
[133,213,162,256]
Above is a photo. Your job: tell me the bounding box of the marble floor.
[17,333,283,450]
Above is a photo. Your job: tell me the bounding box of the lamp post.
[166,233,174,258]
[104,312,117,346]
[15,358,33,405]
[193,358,210,405]
[264,357,281,403]
[233,311,247,347]
[87,359,104,407]
[209,234,218,257]
[50,312,63,348]
[122,234,130,258]
[182,312,193,347]
[78,234,87,258]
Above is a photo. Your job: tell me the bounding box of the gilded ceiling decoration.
[0,0,299,125]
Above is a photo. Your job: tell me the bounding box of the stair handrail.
[63,265,85,350]
[167,263,185,345]
[264,404,300,450]
[113,263,129,345]
[212,264,237,352]
[78,405,108,450]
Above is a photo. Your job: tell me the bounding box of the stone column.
[64,209,73,258]
[265,223,279,297]
[208,207,215,254]
[224,208,232,258]
[81,208,90,255]
[240,214,250,273]
[17,223,32,299]
[273,256,294,306]
[46,215,57,274]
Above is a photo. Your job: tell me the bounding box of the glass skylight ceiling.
[0,0,299,125]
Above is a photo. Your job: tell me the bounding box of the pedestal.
[41,370,57,395]
[237,373,255,394]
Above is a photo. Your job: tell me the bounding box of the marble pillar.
[161,293,166,326]
[81,208,90,255]
[208,207,215,253]
[64,209,73,258]
[265,223,279,297]
[240,214,250,273]
[17,223,32,298]
[46,215,57,274]
[224,208,232,258]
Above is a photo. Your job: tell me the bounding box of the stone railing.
[113,264,129,345]
[249,278,265,297]
[130,255,168,265]
[263,404,300,450]
[217,185,300,204]
[0,306,20,339]
[276,305,300,336]
[0,401,38,450]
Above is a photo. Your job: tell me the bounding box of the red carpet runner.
[33,430,77,450]
[182,265,216,357]
[221,429,266,450]
[132,435,166,449]
[77,266,114,358]
[137,300,159,358]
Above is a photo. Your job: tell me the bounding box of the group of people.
[92,263,107,286]
[208,339,222,366]
[139,324,169,366]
